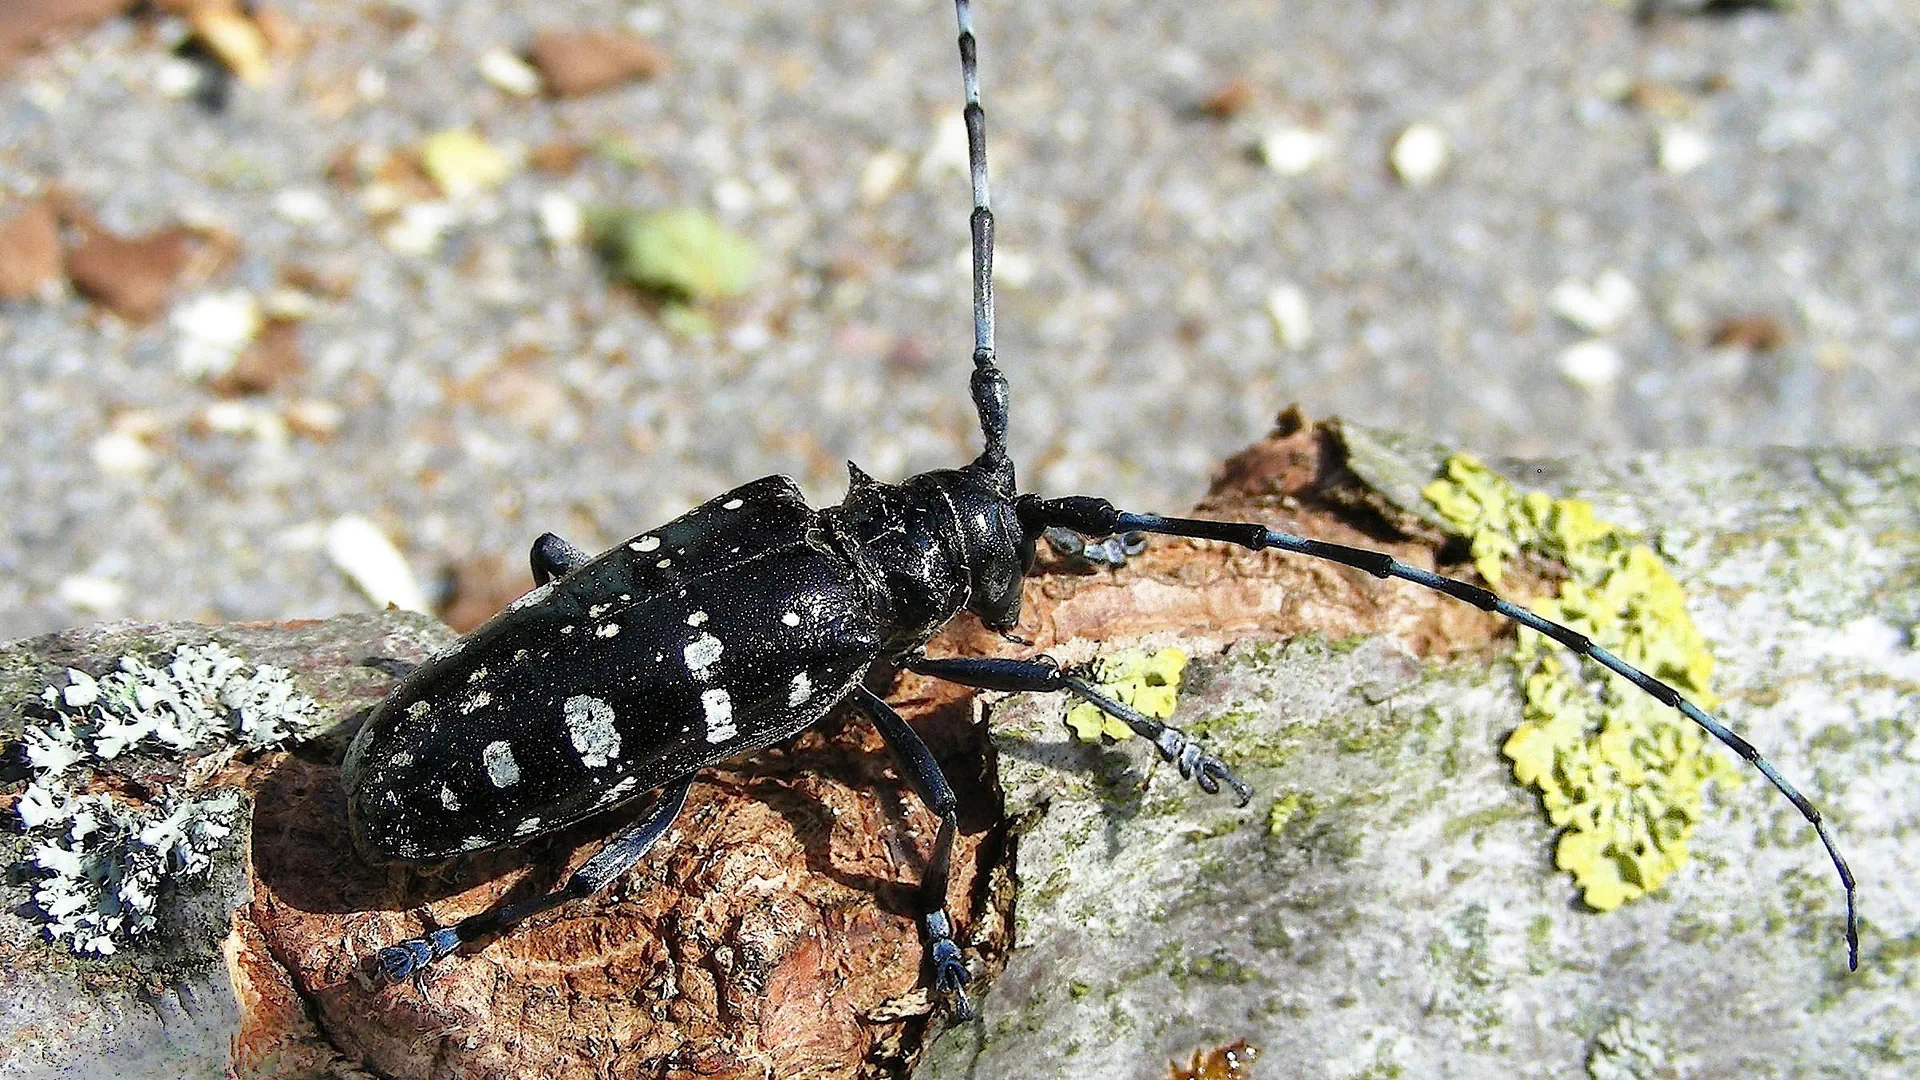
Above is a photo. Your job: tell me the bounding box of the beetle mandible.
[341,0,1857,1021]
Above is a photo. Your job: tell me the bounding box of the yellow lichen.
[1423,454,1741,912]
[1065,648,1187,743]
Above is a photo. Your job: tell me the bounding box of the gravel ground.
[1,0,1915,639]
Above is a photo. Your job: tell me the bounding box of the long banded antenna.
[954,0,1012,485]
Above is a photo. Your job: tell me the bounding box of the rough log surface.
[923,421,1920,1080]
[0,418,1913,1079]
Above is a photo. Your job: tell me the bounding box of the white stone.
[325,515,429,613]
[173,291,261,379]
[1549,271,1640,335]
[537,193,583,248]
[1558,340,1625,389]
[1390,123,1448,187]
[1657,126,1711,175]
[478,47,542,97]
[1258,127,1329,176]
[1265,283,1313,349]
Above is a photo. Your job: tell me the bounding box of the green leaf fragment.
[589,207,761,302]
[1424,454,1741,914]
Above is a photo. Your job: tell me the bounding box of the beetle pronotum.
[342,0,1856,1021]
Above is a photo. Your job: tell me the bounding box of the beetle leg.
[852,687,974,1021]
[907,656,1253,806]
[375,774,694,982]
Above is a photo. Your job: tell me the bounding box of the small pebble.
[537,193,584,248]
[326,516,430,613]
[1258,127,1328,176]
[271,189,329,225]
[153,57,206,99]
[57,576,127,614]
[1657,126,1711,174]
[284,399,344,439]
[478,47,542,97]
[173,291,262,380]
[1549,270,1639,335]
[1265,283,1313,349]
[859,149,910,205]
[1391,123,1448,187]
[919,113,970,181]
[91,432,156,477]
[1558,339,1624,389]
[382,202,460,256]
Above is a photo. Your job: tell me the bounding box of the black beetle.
[342,0,1856,1021]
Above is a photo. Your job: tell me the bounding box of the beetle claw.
[376,925,463,983]
[925,917,974,1020]
[377,940,432,982]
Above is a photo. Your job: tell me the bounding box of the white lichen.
[14,642,323,955]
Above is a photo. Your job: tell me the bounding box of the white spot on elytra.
[788,672,813,706]
[598,775,641,807]
[438,784,461,810]
[508,581,555,611]
[405,701,430,721]
[597,622,621,638]
[515,816,543,837]
[467,666,488,684]
[702,688,736,743]
[564,695,621,767]
[483,741,520,787]
[722,497,744,510]
[656,558,672,568]
[588,602,612,618]
[684,633,723,677]
[389,751,414,767]
[631,535,660,552]
[561,624,575,634]
[463,835,491,851]
[460,690,492,714]
[781,611,800,627]
[687,610,708,627]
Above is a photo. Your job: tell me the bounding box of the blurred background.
[1,0,1915,640]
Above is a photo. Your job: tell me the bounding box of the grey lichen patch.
[13,643,322,955]
[922,446,1920,1080]
[1585,1015,1676,1080]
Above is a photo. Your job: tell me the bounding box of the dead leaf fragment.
[210,318,305,396]
[1199,78,1254,119]
[528,139,586,174]
[0,199,62,301]
[527,30,668,98]
[66,227,193,322]
[1711,313,1788,352]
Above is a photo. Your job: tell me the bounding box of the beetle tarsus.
[924,912,974,1020]
[376,925,462,982]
